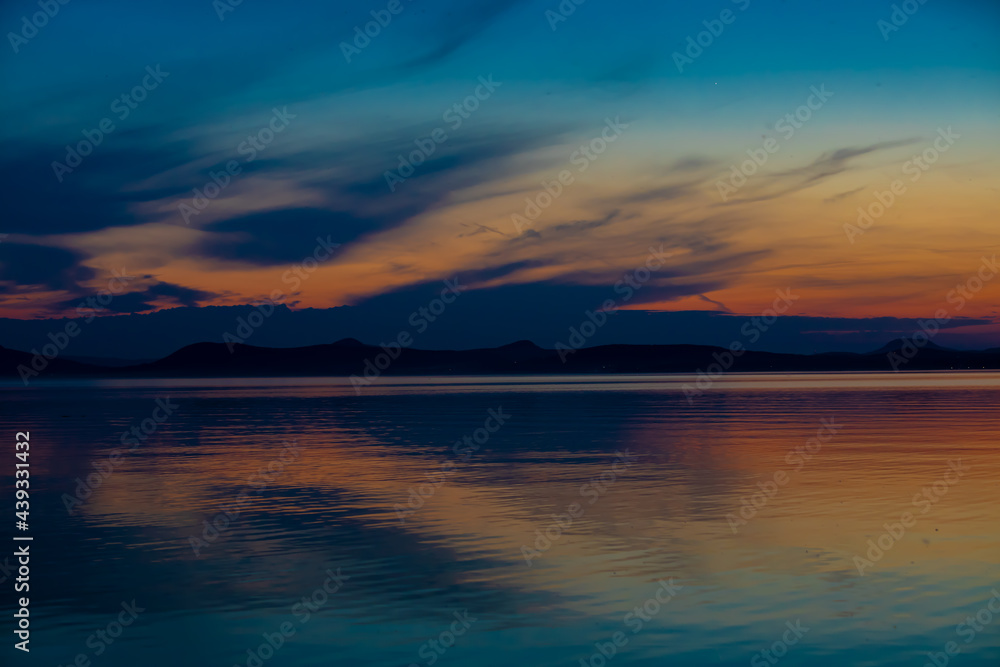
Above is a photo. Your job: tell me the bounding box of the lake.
[3,372,999,666]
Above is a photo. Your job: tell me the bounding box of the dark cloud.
[455,222,514,239]
[199,208,356,266]
[790,139,921,185]
[1,136,200,236]
[442,260,551,284]
[143,281,220,308]
[346,266,728,340]
[0,243,95,293]
[48,281,220,315]
[824,186,866,204]
[514,210,622,242]
[195,126,566,265]
[696,294,733,313]
[721,139,922,204]
[339,126,569,200]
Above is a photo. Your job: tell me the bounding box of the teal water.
[2,373,998,666]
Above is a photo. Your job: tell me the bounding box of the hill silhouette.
[2,340,998,379]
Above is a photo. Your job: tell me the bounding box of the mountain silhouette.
[2,340,998,379]
[867,338,951,354]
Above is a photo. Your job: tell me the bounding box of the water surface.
[3,373,998,666]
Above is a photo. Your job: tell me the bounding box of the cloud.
[0,136,200,236]
[823,186,866,204]
[199,208,357,266]
[194,126,567,265]
[48,281,220,314]
[722,139,922,204]
[512,210,622,242]
[337,0,532,85]
[696,294,733,312]
[0,243,95,293]
[791,139,921,185]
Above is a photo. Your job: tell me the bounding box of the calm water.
[2,373,999,666]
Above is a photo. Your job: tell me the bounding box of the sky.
[1,0,999,351]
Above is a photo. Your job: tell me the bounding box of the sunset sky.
[1,0,998,350]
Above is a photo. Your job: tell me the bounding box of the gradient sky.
[1,0,998,349]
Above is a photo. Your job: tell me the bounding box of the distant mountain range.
[3,338,999,380]
[2,304,997,360]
